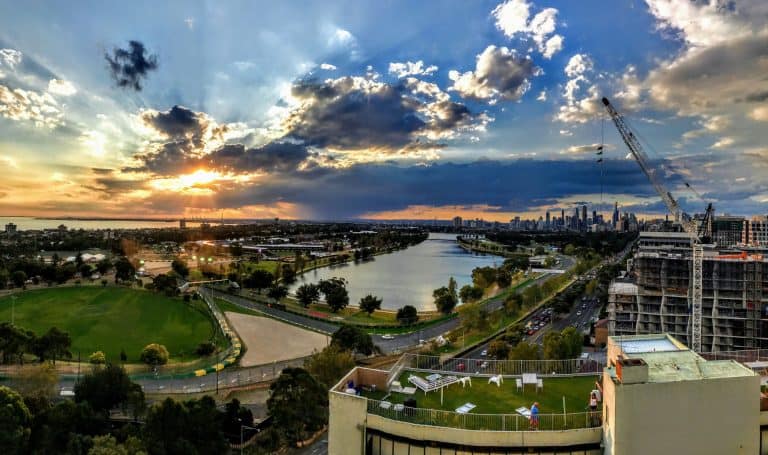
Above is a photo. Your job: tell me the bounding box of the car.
[381,334,395,340]
[577,311,582,316]
[481,350,488,357]
[527,329,535,335]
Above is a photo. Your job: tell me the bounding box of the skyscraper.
[582,205,587,229]
[545,211,550,228]
[613,201,620,227]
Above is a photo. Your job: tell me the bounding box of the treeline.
[0,323,73,365]
[0,362,255,454]
[487,231,636,256]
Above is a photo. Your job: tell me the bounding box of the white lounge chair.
[537,378,544,392]
[516,378,523,392]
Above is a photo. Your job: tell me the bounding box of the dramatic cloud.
[0,84,63,128]
[104,40,158,91]
[448,45,540,103]
[47,78,76,96]
[492,0,564,59]
[319,63,337,71]
[283,75,482,157]
[555,53,602,123]
[0,48,22,78]
[388,60,438,78]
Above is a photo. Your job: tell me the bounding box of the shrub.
[195,342,216,356]
[140,343,169,366]
[88,351,106,364]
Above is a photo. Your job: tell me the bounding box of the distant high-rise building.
[582,205,587,228]
[179,219,187,229]
[4,222,17,234]
[452,216,463,228]
[545,211,550,228]
[592,210,598,225]
[613,202,620,227]
[561,209,565,227]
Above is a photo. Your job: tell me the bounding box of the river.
[289,233,502,311]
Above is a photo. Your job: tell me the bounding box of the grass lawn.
[214,298,261,317]
[0,287,216,363]
[367,371,598,415]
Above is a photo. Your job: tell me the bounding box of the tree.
[503,294,522,315]
[119,348,127,363]
[244,269,273,293]
[0,386,31,454]
[459,303,489,332]
[89,351,106,364]
[151,274,177,295]
[534,245,546,255]
[471,266,496,289]
[295,283,320,308]
[331,325,374,356]
[114,257,135,283]
[143,397,228,454]
[87,435,146,455]
[319,278,349,312]
[29,400,105,454]
[195,342,215,356]
[459,284,484,303]
[74,363,142,414]
[79,263,93,279]
[561,326,584,359]
[543,331,567,360]
[280,263,296,284]
[11,270,26,288]
[31,327,72,364]
[496,269,512,287]
[487,340,510,360]
[358,294,382,315]
[0,323,32,364]
[95,258,111,275]
[267,368,328,444]
[509,341,540,360]
[304,345,356,389]
[171,258,189,278]
[396,305,418,325]
[267,284,289,302]
[433,286,457,314]
[140,343,169,366]
[15,362,58,413]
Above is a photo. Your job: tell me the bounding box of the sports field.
[0,287,216,363]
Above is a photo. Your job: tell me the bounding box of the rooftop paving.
[363,370,599,415]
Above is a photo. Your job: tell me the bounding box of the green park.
[0,286,217,363]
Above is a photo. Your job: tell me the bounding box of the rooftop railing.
[366,398,601,432]
[389,354,604,382]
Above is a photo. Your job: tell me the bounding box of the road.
[461,240,635,361]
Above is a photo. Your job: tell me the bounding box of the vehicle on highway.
[381,334,395,340]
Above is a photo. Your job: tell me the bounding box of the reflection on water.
[289,232,501,311]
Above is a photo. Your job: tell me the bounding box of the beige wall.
[604,374,759,455]
[328,391,368,455]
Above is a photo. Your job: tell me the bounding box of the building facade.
[608,232,768,351]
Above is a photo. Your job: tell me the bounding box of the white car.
[381,334,395,340]
[481,350,488,357]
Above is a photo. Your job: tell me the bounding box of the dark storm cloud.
[198,158,656,219]
[208,142,309,173]
[284,76,480,152]
[125,141,310,176]
[285,77,425,150]
[105,40,158,91]
[738,90,768,103]
[142,105,202,138]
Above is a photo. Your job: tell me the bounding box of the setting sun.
[150,169,222,194]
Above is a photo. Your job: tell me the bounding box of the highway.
[461,240,635,361]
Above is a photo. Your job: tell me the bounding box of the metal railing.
[392,354,605,379]
[366,399,601,432]
[700,349,768,363]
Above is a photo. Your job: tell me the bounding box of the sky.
[0,0,766,221]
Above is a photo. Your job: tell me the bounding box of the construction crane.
[601,96,712,352]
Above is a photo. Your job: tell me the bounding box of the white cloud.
[320,63,337,71]
[79,130,107,157]
[536,90,547,101]
[0,49,22,69]
[448,45,540,103]
[184,17,195,30]
[645,0,748,48]
[556,54,602,124]
[563,143,610,154]
[47,78,77,96]
[559,129,572,136]
[0,84,63,128]
[491,0,564,59]
[327,27,362,61]
[564,54,592,78]
[388,60,438,78]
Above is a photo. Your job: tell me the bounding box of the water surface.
[290,233,501,311]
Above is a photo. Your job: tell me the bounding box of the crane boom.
[601,97,699,238]
[601,96,704,352]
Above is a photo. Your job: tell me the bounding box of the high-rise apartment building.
[609,231,768,351]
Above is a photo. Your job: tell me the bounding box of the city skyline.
[1,0,767,221]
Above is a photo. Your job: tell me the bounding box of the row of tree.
[0,323,72,365]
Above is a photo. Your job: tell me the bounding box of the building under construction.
[609,231,768,352]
